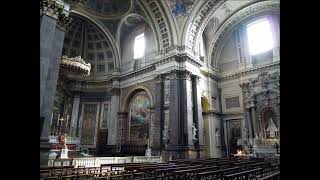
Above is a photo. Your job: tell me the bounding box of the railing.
[48,135,80,144]
[53,156,163,167]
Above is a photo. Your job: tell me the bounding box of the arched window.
[134,33,145,59]
[246,18,274,56]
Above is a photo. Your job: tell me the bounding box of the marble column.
[245,106,253,139]
[70,93,80,137]
[240,83,250,139]
[168,70,180,146]
[40,0,72,165]
[250,102,258,138]
[149,107,156,147]
[154,75,164,147]
[109,87,120,145]
[180,71,194,147]
[192,75,204,158]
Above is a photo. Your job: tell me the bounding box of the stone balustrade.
[48,156,162,167]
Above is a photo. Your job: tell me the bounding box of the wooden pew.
[258,170,280,180]
[196,166,244,180]
[172,165,219,180]
[223,168,263,180]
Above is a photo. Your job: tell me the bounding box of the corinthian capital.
[57,12,72,31]
[111,87,120,96]
[154,74,164,83]
[179,70,192,80]
[40,0,64,19]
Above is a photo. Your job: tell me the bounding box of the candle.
[50,113,53,126]
[57,114,60,127]
[66,115,69,129]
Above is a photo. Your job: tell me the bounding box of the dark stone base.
[40,139,51,167]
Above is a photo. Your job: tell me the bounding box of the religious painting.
[128,91,150,144]
[81,104,98,145]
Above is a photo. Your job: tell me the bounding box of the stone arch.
[70,10,121,69]
[121,86,155,112]
[208,0,280,67]
[182,0,226,54]
[137,0,177,50]
[116,13,160,56]
[121,86,155,145]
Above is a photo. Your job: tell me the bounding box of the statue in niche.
[266,118,278,139]
[163,127,169,141]
[192,123,197,141]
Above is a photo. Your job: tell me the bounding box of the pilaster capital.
[111,87,120,96]
[179,70,192,81]
[40,0,64,19]
[166,70,179,80]
[40,0,73,31]
[57,12,72,31]
[154,74,165,83]
[192,75,200,84]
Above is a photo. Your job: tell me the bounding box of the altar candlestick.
[50,113,53,126]
[66,115,69,129]
[57,114,60,127]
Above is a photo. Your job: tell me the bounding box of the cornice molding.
[221,61,280,80]
[119,64,156,81]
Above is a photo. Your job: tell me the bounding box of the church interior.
[40,0,280,179]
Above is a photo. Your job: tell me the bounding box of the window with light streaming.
[134,33,145,59]
[247,18,274,56]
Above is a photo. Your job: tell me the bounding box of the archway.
[119,87,154,155]
[127,90,151,145]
